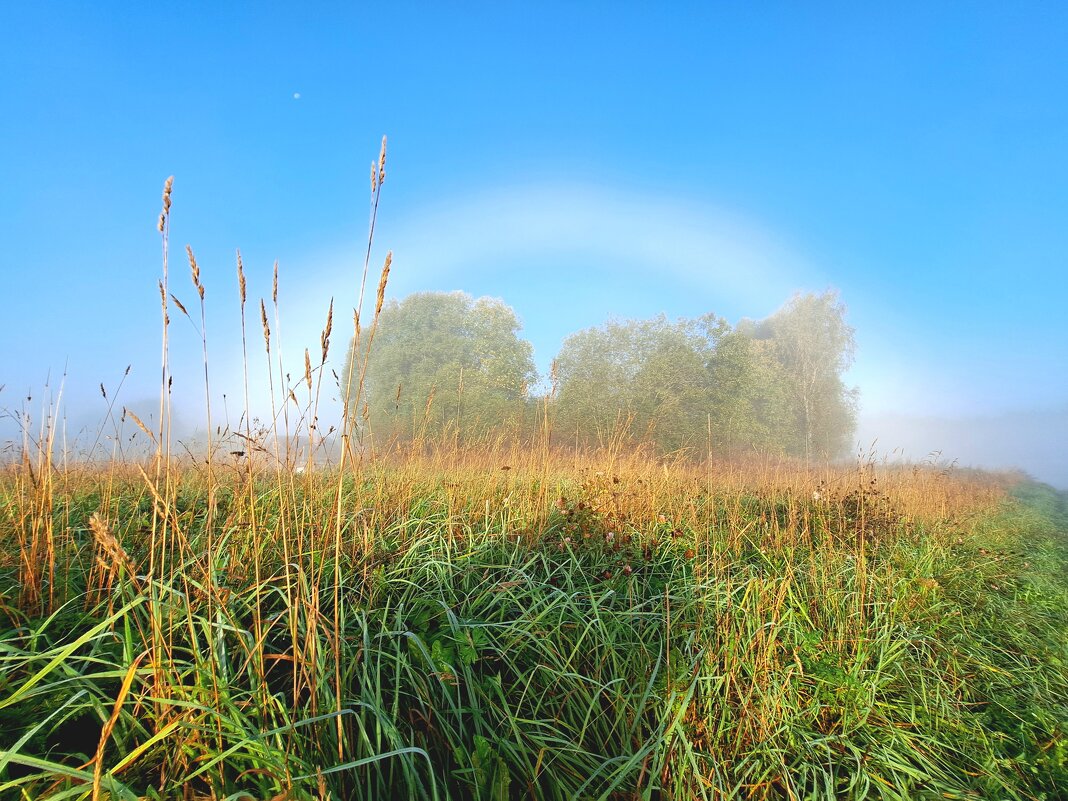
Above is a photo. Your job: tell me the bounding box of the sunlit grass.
[1,451,1066,799]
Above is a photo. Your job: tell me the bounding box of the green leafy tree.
[343,292,536,443]
[759,290,858,460]
[706,331,791,456]
[554,315,726,452]
[554,292,857,460]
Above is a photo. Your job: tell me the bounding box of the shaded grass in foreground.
[1,464,1067,800]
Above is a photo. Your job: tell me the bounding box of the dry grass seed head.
[158,176,173,232]
[158,280,170,326]
[170,294,189,318]
[321,299,333,364]
[374,251,392,317]
[123,408,156,444]
[236,249,247,306]
[186,245,205,300]
[260,299,271,351]
[89,513,132,570]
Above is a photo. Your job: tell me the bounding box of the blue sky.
[2,3,1066,483]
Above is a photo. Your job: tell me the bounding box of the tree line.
[343,289,857,459]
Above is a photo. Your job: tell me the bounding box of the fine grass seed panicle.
[88,513,130,570]
[378,134,387,185]
[260,299,271,352]
[375,251,392,318]
[187,244,204,299]
[321,298,333,364]
[236,248,247,306]
[157,175,172,232]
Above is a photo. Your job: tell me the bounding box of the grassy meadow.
[2,445,1068,800]
[2,162,1068,800]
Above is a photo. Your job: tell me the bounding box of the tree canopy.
[553,290,857,458]
[553,314,726,452]
[344,291,536,443]
[346,289,858,459]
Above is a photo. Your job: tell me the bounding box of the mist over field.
[5,298,1065,494]
[1,232,1064,491]
[858,406,1068,489]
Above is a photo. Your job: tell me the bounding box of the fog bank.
[857,405,1068,489]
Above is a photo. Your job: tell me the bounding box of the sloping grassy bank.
[0,462,1066,800]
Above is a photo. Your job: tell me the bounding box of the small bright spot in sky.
[293,92,301,100]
